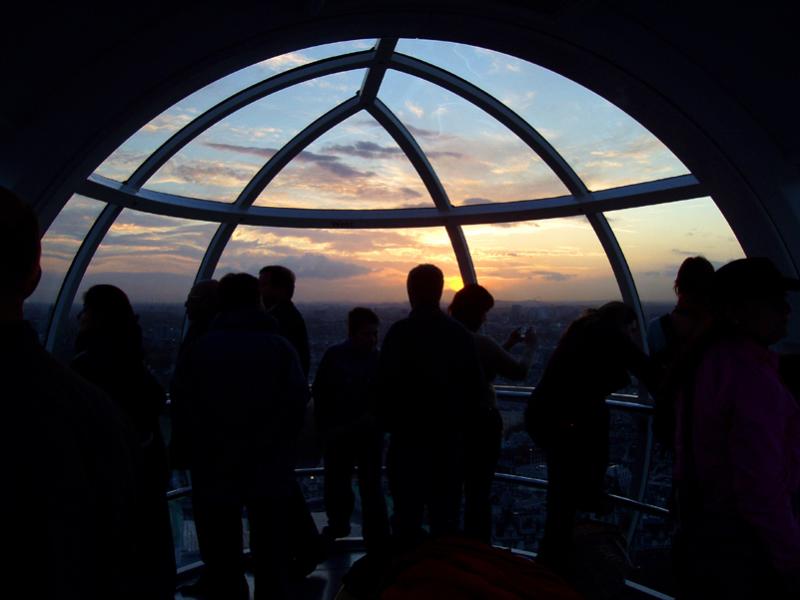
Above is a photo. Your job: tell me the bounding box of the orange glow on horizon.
[445,275,464,292]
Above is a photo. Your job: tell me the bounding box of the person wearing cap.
[673,256,800,599]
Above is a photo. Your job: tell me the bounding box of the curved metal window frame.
[44,38,706,529]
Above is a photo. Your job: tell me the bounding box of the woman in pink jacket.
[674,257,800,599]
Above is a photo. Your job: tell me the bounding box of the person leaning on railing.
[524,301,657,582]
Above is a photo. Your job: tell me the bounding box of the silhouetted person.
[313,307,390,552]
[378,264,486,548]
[449,284,538,543]
[1,188,139,600]
[525,301,654,579]
[170,279,220,598]
[173,273,308,600]
[259,265,310,378]
[647,256,715,445]
[258,264,324,576]
[648,256,715,359]
[172,279,220,469]
[672,257,800,599]
[71,284,175,600]
[180,279,221,358]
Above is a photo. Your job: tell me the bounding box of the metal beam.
[44,203,122,353]
[367,99,449,210]
[358,38,398,105]
[586,212,645,336]
[81,173,702,229]
[236,95,362,206]
[389,53,587,196]
[189,95,363,309]
[195,223,236,283]
[366,99,476,283]
[125,51,375,190]
[447,224,477,285]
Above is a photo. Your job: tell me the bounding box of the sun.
[445,275,464,292]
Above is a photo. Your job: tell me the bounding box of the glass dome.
[34,38,737,350]
[26,37,744,583]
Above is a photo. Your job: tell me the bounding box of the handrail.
[492,473,669,516]
[494,386,655,414]
[167,467,669,516]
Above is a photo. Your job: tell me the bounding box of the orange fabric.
[381,537,583,599]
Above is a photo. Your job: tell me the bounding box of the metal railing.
[166,387,668,517]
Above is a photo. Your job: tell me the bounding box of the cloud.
[461,197,492,206]
[258,52,312,71]
[640,269,677,278]
[324,141,404,160]
[322,140,461,161]
[205,142,277,159]
[78,271,198,303]
[203,142,375,180]
[530,270,576,282]
[405,100,424,118]
[349,118,448,141]
[44,198,103,239]
[142,112,194,133]
[398,187,423,199]
[159,161,256,189]
[283,254,373,279]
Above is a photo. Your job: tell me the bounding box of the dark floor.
[174,542,673,600]
[175,541,363,600]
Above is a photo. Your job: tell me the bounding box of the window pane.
[255,113,432,209]
[141,70,366,201]
[214,224,460,378]
[463,217,621,387]
[72,210,217,385]
[606,197,745,322]
[378,70,569,205]
[395,39,688,191]
[95,40,375,182]
[25,195,105,340]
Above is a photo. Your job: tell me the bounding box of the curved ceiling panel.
[378,69,569,205]
[606,196,745,312]
[93,40,376,182]
[140,70,367,202]
[394,39,689,192]
[254,112,432,209]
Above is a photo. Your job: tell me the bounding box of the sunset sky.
[30,39,744,307]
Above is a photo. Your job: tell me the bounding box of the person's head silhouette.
[77,284,142,356]
[712,256,799,346]
[348,307,379,352]
[259,265,296,308]
[674,255,714,302]
[219,273,262,312]
[185,279,220,324]
[0,187,41,320]
[449,284,494,332]
[406,264,444,309]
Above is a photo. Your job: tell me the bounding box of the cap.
[713,257,800,304]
